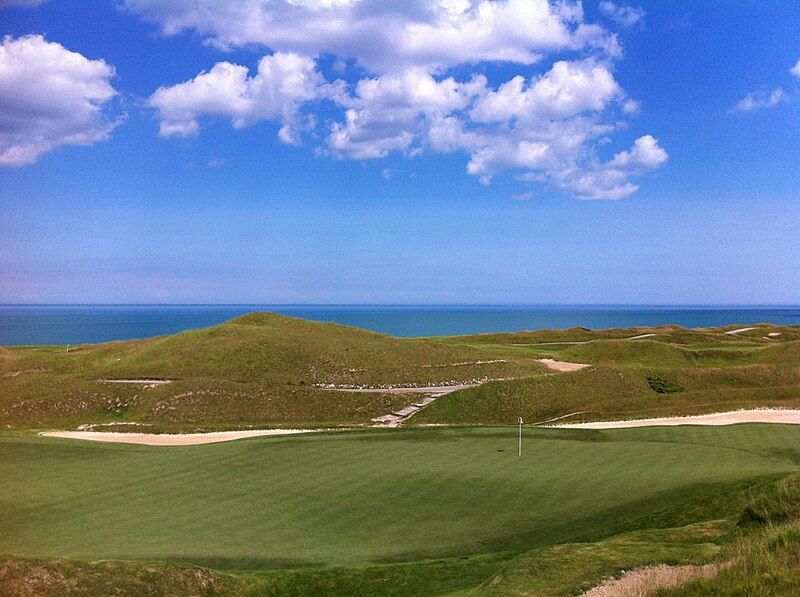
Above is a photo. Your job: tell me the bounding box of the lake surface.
[1,305,799,345]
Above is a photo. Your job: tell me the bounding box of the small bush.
[647,376,685,394]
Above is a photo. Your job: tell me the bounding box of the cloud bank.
[0,35,119,166]
[131,0,665,199]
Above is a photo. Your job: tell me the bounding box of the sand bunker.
[724,327,758,335]
[40,428,319,446]
[551,409,800,429]
[536,358,589,372]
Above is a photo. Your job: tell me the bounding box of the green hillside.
[417,324,800,426]
[2,314,799,431]
[0,312,543,430]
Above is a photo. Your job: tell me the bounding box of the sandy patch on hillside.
[724,327,758,335]
[40,428,319,446]
[99,379,172,385]
[627,333,657,340]
[421,359,506,368]
[551,409,800,429]
[4,368,52,378]
[537,358,590,372]
[583,563,720,596]
[323,383,478,394]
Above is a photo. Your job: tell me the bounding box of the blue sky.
[1,0,798,304]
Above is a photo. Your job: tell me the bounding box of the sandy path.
[325,384,478,394]
[99,379,173,385]
[371,389,466,426]
[583,563,720,596]
[536,358,589,372]
[724,327,758,335]
[551,409,800,429]
[40,428,319,446]
[627,333,657,340]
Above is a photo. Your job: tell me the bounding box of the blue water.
[1,305,799,345]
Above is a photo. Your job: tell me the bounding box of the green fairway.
[3,425,799,570]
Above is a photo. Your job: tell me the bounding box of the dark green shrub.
[647,375,685,394]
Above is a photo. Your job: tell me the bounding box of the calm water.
[1,305,799,345]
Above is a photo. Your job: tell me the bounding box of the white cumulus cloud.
[791,59,800,78]
[609,134,668,169]
[124,0,619,72]
[148,52,341,143]
[0,34,120,166]
[135,0,666,200]
[470,60,623,123]
[327,68,485,159]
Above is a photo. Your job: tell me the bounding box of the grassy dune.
[0,312,544,430]
[417,325,800,426]
[1,312,799,431]
[413,363,800,425]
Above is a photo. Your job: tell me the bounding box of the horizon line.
[1,303,799,309]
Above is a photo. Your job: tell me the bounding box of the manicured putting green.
[2,426,799,568]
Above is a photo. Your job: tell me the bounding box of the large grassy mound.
[0,313,543,430]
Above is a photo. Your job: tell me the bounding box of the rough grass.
[661,524,800,596]
[480,520,728,596]
[658,473,800,596]
[0,557,239,596]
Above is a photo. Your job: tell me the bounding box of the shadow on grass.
[155,555,323,571]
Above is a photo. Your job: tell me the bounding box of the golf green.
[2,425,798,568]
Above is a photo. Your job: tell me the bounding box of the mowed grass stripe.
[2,426,798,568]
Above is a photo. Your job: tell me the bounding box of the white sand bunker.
[40,428,320,446]
[724,327,758,335]
[536,358,589,372]
[551,409,800,429]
